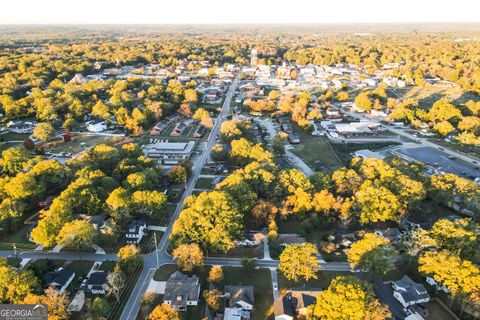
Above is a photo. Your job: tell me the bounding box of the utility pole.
[153,232,159,267]
[13,243,17,259]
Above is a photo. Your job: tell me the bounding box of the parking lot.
[392,146,480,179]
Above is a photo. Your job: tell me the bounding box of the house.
[274,289,322,320]
[163,271,201,311]
[392,276,430,307]
[374,228,402,242]
[288,133,301,144]
[6,120,35,134]
[235,233,261,247]
[69,73,89,85]
[125,219,147,244]
[224,307,251,320]
[353,149,386,160]
[171,122,187,136]
[425,277,450,293]
[86,120,107,133]
[193,125,206,138]
[142,140,196,165]
[43,267,75,294]
[86,271,108,295]
[330,232,357,248]
[225,285,254,311]
[277,234,306,247]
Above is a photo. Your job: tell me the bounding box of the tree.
[171,191,243,251]
[208,266,224,285]
[272,133,287,155]
[56,220,97,248]
[433,121,455,136]
[173,243,204,272]
[33,122,55,141]
[418,250,480,296]
[241,257,257,270]
[354,92,373,111]
[107,266,126,302]
[429,99,462,123]
[184,88,198,103]
[23,138,35,150]
[355,181,401,223]
[402,227,437,257]
[22,287,69,320]
[429,218,478,259]
[203,289,221,312]
[313,276,391,320]
[250,200,277,226]
[168,165,187,184]
[346,233,394,275]
[0,259,40,303]
[91,296,110,317]
[336,91,349,101]
[148,304,180,320]
[117,244,143,275]
[279,243,319,282]
[1,147,30,175]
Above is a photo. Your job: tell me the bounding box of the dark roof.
[393,276,430,304]
[274,290,322,317]
[87,271,108,286]
[164,271,200,307]
[126,219,146,235]
[43,267,75,287]
[225,285,254,307]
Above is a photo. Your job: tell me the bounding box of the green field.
[290,125,342,171]
[194,177,213,189]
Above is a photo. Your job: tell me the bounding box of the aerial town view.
[0,1,479,320]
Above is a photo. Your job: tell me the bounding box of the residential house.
[193,125,206,138]
[274,289,322,320]
[163,271,201,311]
[392,276,430,307]
[43,267,75,294]
[69,73,89,85]
[277,234,307,247]
[86,119,107,133]
[225,286,254,311]
[170,122,187,137]
[86,271,108,295]
[374,228,402,242]
[125,219,147,244]
[425,277,450,293]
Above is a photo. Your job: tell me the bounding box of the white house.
[392,276,430,307]
[86,120,107,133]
[125,219,147,244]
[426,277,450,293]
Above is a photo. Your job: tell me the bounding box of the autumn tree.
[1,147,30,175]
[203,289,221,313]
[168,165,187,184]
[314,276,391,320]
[279,243,319,282]
[354,92,373,111]
[355,181,401,223]
[22,287,69,320]
[173,243,204,272]
[33,122,55,141]
[117,244,143,275]
[0,259,40,303]
[208,266,224,285]
[430,218,478,259]
[148,304,180,320]
[56,219,97,248]
[346,233,394,275]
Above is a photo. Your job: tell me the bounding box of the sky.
[1,0,479,24]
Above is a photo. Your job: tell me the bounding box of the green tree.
[117,244,143,275]
[91,296,110,317]
[279,243,319,282]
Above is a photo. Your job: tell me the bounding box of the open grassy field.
[45,134,127,154]
[0,223,37,250]
[290,125,342,171]
[194,177,213,189]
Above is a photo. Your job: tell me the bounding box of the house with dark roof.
[163,271,201,311]
[225,285,254,311]
[42,267,75,294]
[277,234,306,247]
[273,289,322,320]
[392,276,430,307]
[86,271,108,295]
[374,228,402,242]
[125,219,147,244]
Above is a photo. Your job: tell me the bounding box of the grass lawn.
[0,224,37,250]
[195,177,213,190]
[98,261,116,272]
[208,245,263,259]
[277,270,353,290]
[44,134,126,154]
[290,124,342,171]
[221,267,274,320]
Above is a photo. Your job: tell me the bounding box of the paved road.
[285,147,314,176]
[0,250,117,261]
[118,75,240,320]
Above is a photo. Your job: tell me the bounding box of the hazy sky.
[1,0,479,24]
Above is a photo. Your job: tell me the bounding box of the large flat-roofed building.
[142,140,196,164]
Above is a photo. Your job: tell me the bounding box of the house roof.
[87,271,108,286]
[225,285,254,308]
[274,290,322,317]
[126,219,147,235]
[393,276,430,304]
[277,234,306,245]
[43,267,75,287]
[164,271,200,307]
